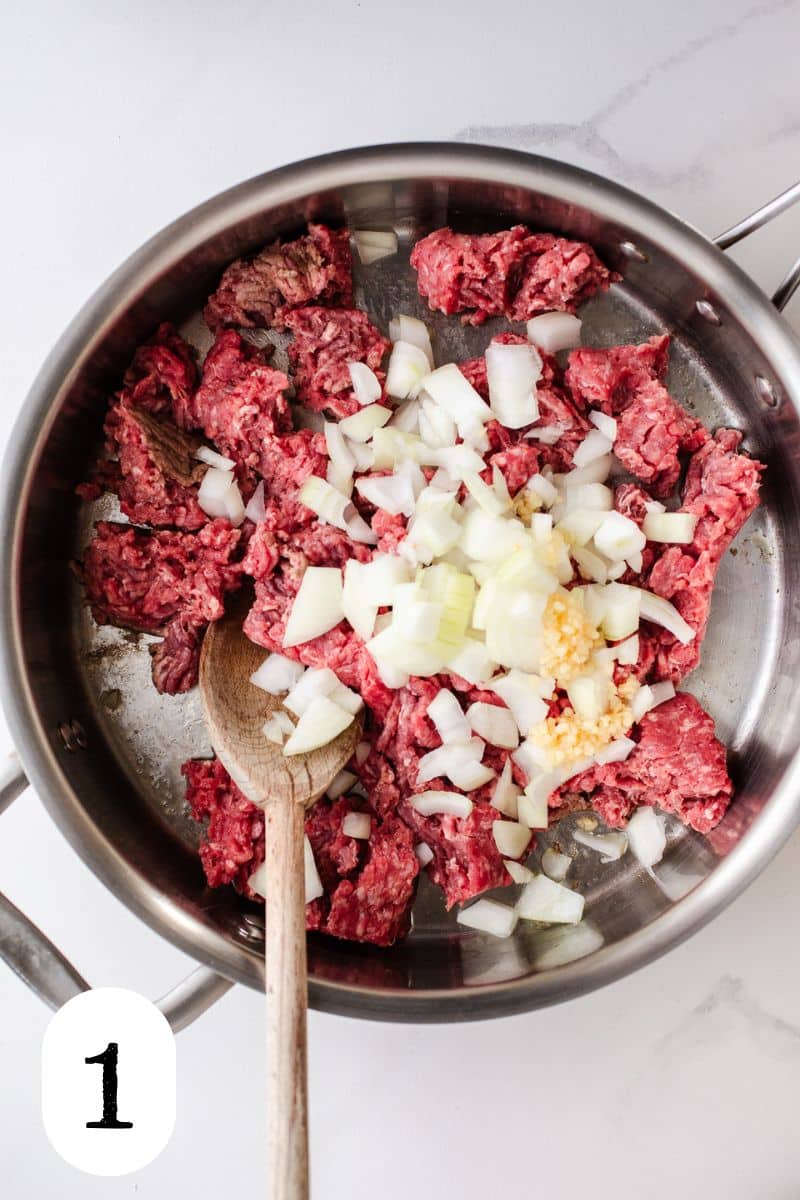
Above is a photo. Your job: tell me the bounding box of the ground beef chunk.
[411,226,613,326]
[204,224,352,332]
[552,694,733,834]
[183,758,266,894]
[614,482,655,526]
[639,429,763,681]
[82,520,243,692]
[120,322,198,428]
[284,306,389,418]
[372,509,407,554]
[566,335,706,497]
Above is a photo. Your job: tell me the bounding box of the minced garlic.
[512,490,541,526]
[539,590,603,684]
[530,680,638,768]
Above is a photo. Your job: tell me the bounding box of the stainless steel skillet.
[1,144,799,1027]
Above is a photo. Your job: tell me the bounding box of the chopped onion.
[262,712,293,744]
[593,511,646,561]
[593,736,636,765]
[489,671,550,734]
[463,471,509,517]
[389,397,421,433]
[418,396,458,449]
[448,759,496,790]
[394,597,443,643]
[638,589,695,644]
[414,842,434,867]
[516,875,584,924]
[347,439,375,471]
[244,480,267,524]
[389,315,434,366]
[324,421,356,494]
[613,634,640,666]
[250,653,305,695]
[485,341,541,429]
[416,739,484,785]
[457,897,518,938]
[327,769,357,800]
[338,404,392,443]
[572,545,608,584]
[505,859,534,884]
[356,465,421,516]
[492,819,532,859]
[196,445,236,471]
[386,340,430,399]
[630,680,676,722]
[642,512,699,544]
[353,229,398,264]
[283,695,353,755]
[348,361,382,407]
[283,566,344,648]
[371,428,437,469]
[419,363,493,435]
[491,759,521,818]
[627,806,667,868]
[573,428,614,469]
[285,667,340,716]
[525,423,565,445]
[517,783,549,829]
[626,549,643,574]
[560,483,614,515]
[600,582,641,641]
[447,637,496,685]
[589,410,617,441]
[304,835,324,903]
[198,467,237,519]
[223,480,246,526]
[527,473,559,508]
[559,458,614,487]
[428,689,471,745]
[466,702,519,749]
[526,312,582,353]
[573,829,628,862]
[541,847,571,882]
[402,488,462,563]
[606,560,627,581]
[362,554,412,605]
[342,811,371,839]
[566,673,610,721]
[410,790,473,818]
[342,561,378,641]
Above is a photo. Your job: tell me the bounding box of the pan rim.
[3,141,800,1021]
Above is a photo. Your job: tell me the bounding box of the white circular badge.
[41,987,176,1176]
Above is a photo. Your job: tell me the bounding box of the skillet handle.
[0,755,234,1031]
[714,179,800,311]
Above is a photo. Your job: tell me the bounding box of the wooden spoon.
[199,606,362,1200]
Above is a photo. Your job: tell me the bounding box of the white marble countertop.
[2,2,799,1196]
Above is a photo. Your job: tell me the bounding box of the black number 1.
[85,1042,133,1129]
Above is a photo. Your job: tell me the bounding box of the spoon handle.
[265,798,309,1200]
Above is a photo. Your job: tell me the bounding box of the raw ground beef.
[552,694,733,834]
[204,224,352,332]
[183,759,419,946]
[77,219,765,947]
[411,225,614,325]
[284,306,389,418]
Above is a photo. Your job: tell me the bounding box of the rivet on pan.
[696,299,722,325]
[237,912,265,943]
[755,374,780,408]
[58,719,88,753]
[619,241,648,262]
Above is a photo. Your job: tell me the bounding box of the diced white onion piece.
[459,508,528,564]
[341,561,378,642]
[561,483,614,515]
[460,417,491,452]
[627,806,667,868]
[418,396,458,449]
[566,673,610,721]
[600,582,641,641]
[626,550,643,574]
[517,784,549,830]
[450,760,496,790]
[198,467,236,519]
[491,759,521,818]
[492,465,512,505]
[386,340,430,400]
[395,598,443,643]
[342,811,371,839]
[593,736,636,766]
[573,428,614,469]
[606,560,627,580]
[371,428,437,470]
[629,680,676,722]
[250,653,305,695]
[572,545,608,584]
[541,847,572,882]
[589,410,617,441]
[526,312,582,353]
[614,634,640,666]
[428,689,472,746]
[244,480,267,524]
[402,489,462,564]
[463,471,508,516]
[410,790,473,818]
[347,439,375,472]
[485,341,541,429]
[283,566,344,648]
[457,897,518,938]
[298,476,375,544]
[248,862,267,898]
[644,499,667,515]
[414,842,434,867]
[389,315,434,366]
[593,511,646,561]
[516,875,584,924]
[338,404,392,443]
[642,512,699,544]
[347,362,382,407]
[222,480,246,527]
[466,702,519,749]
[557,509,606,547]
[327,769,357,800]
[489,671,551,735]
[284,667,340,716]
[447,638,497,685]
[196,445,236,471]
[638,590,695,644]
[419,363,493,435]
[527,473,559,507]
[525,424,565,445]
[505,859,534,884]
[389,397,421,433]
[492,820,532,859]
[262,714,289,745]
[360,554,412,605]
[356,468,419,517]
[327,681,364,716]
[283,696,354,755]
[573,829,628,862]
[353,229,398,263]
[559,458,614,487]
[304,835,324,903]
[416,739,484,785]
[325,421,355,494]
